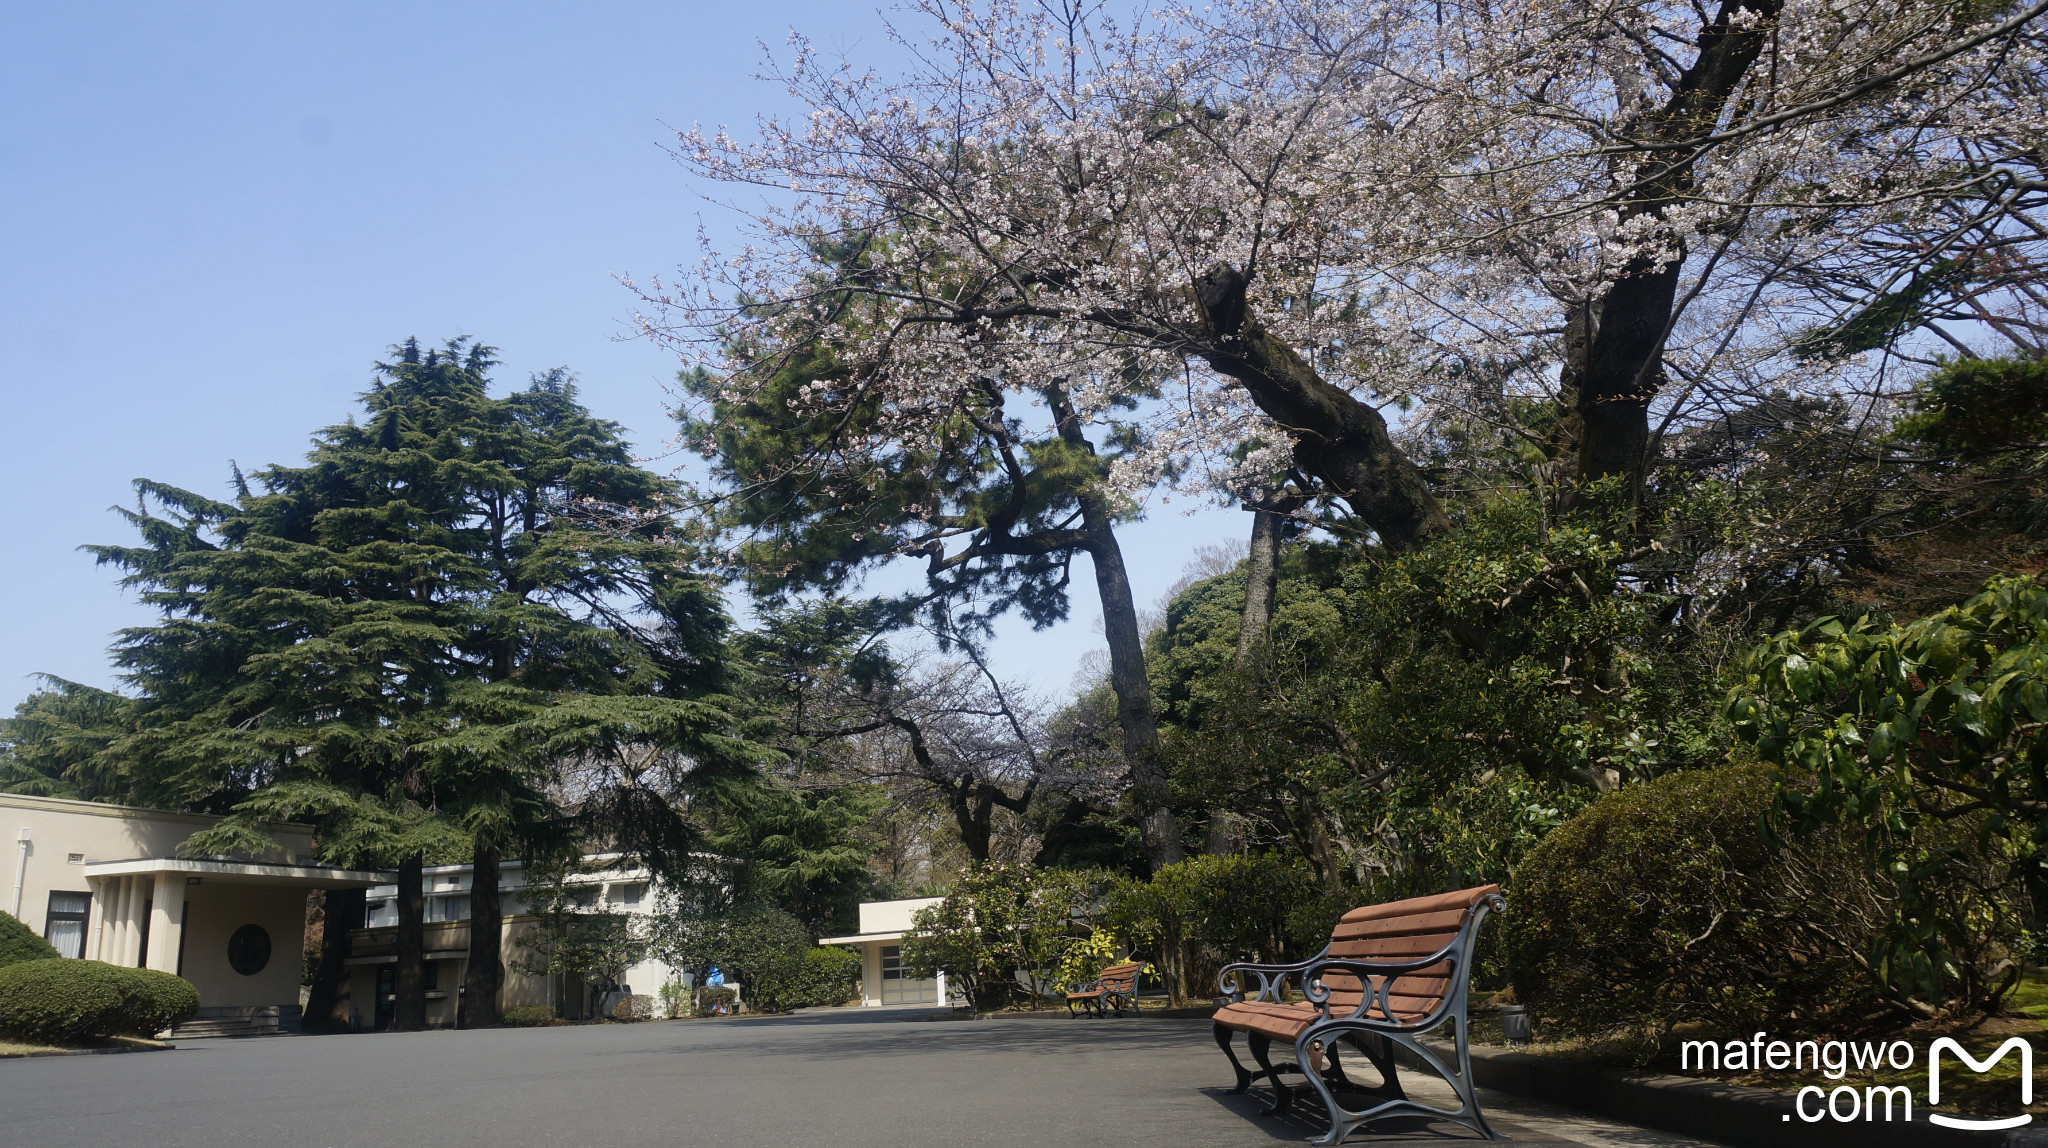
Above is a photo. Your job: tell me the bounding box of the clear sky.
[0,1,1246,714]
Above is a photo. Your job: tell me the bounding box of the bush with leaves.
[1507,764,1909,1044]
[902,863,1102,1010]
[501,1005,559,1027]
[0,959,199,1044]
[652,904,853,1014]
[1728,576,2048,1014]
[1100,853,1336,1005]
[0,911,60,969]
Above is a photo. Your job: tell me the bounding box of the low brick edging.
[1399,1040,2006,1148]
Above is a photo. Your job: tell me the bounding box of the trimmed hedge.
[0,959,201,1044]
[501,1005,559,1027]
[1507,764,1883,1040]
[0,911,60,969]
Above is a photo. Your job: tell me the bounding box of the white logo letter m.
[1928,1037,2034,1131]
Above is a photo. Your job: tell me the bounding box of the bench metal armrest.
[1217,949,1328,1002]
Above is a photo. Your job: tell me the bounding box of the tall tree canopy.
[60,338,753,1028]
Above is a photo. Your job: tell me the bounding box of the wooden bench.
[1064,960,1145,1017]
[1212,884,1505,1144]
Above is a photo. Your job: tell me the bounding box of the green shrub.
[655,906,860,1014]
[795,945,860,1009]
[901,863,1104,1010]
[0,959,199,1044]
[501,1005,559,1027]
[1100,853,1335,1005]
[1507,764,1887,1042]
[612,993,653,1021]
[0,912,60,969]
[118,967,201,1035]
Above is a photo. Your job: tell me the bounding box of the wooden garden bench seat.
[1064,960,1144,1017]
[1212,884,1505,1144]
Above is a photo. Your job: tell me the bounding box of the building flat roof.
[817,930,907,946]
[84,857,396,888]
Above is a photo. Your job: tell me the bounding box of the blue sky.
[0,1,1246,714]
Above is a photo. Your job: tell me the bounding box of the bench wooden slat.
[1327,931,1460,959]
[1330,909,1470,940]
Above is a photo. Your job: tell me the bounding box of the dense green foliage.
[1508,765,1892,1040]
[0,960,199,1044]
[1730,576,2048,1008]
[1101,853,1341,1005]
[650,905,856,1013]
[500,1005,560,1027]
[0,912,60,970]
[902,862,1103,1009]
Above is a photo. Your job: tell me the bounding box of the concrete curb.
[1399,1040,2007,1148]
[1,1042,176,1060]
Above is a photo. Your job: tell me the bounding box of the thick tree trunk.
[393,854,427,1031]
[1573,0,1781,498]
[1081,501,1184,872]
[304,888,365,1033]
[1578,257,1682,491]
[1045,385,1184,872]
[1235,506,1290,661]
[1194,267,1449,551]
[464,845,504,1028]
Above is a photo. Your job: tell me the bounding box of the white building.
[4,793,391,1034]
[348,855,685,1027]
[820,898,965,1008]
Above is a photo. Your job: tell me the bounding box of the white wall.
[858,897,943,935]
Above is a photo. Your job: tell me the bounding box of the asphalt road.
[0,1008,1714,1147]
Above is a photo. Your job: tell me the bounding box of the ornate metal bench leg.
[1213,1022,1253,1093]
[1298,1032,1360,1146]
[1450,1016,1498,1140]
[1247,1033,1292,1116]
[1322,1040,1356,1090]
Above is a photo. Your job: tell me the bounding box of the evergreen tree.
[83,338,752,1028]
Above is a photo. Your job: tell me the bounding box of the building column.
[145,871,184,973]
[84,878,108,960]
[935,969,947,1008]
[122,877,148,966]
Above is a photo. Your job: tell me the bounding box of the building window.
[365,899,389,926]
[618,883,645,908]
[432,895,469,922]
[227,924,272,976]
[880,945,905,981]
[44,892,90,959]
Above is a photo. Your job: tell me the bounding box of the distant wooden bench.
[1064,960,1145,1017]
[1212,885,1505,1144]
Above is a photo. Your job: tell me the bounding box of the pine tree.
[86,338,754,1029]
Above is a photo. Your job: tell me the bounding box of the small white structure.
[819,898,963,1007]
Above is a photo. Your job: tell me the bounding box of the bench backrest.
[1315,884,1499,1023]
[1095,961,1145,992]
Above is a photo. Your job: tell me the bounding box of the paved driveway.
[0,1008,1712,1147]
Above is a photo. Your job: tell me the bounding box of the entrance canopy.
[86,857,395,888]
